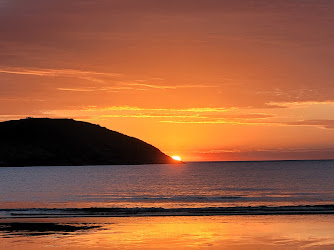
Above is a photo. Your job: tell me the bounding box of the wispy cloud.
[83,106,233,113]
[266,101,334,109]
[124,83,217,90]
[0,66,217,93]
[41,105,276,127]
[0,97,45,102]
[285,120,334,129]
[163,118,334,129]
[57,88,96,92]
[0,67,216,92]
[0,67,122,83]
[0,67,122,77]
[192,146,334,154]
[159,119,271,125]
[39,102,334,129]
[101,114,202,119]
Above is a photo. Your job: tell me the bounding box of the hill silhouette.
[0,118,180,167]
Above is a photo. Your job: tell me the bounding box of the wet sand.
[1,214,334,249]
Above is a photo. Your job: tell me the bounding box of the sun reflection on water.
[1,215,334,249]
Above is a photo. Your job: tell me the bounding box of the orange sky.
[1,0,334,161]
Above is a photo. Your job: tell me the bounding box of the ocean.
[1,160,334,249]
[1,160,334,210]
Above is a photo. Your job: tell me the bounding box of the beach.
[1,215,334,249]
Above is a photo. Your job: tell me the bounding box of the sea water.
[1,160,334,209]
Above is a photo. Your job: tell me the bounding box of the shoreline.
[2,205,334,219]
[2,211,334,249]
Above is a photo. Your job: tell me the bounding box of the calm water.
[1,160,334,209]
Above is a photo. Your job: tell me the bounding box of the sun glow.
[172,156,182,161]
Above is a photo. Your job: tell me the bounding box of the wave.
[1,205,334,219]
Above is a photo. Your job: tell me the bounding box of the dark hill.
[0,118,179,167]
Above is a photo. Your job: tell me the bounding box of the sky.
[1,0,334,161]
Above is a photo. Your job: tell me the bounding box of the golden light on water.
[172,156,182,161]
[3,216,333,249]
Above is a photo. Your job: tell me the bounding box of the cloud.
[41,105,275,126]
[0,67,121,77]
[286,120,334,129]
[0,67,216,93]
[124,83,216,90]
[159,119,270,125]
[267,101,334,108]
[160,116,331,126]
[191,146,333,155]
[189,147,334,161]
[101,114,202,119]
[82,106,233,113]
[0,67,122,83]
[0,97,45,102]
[26,101,334,130]
[57,88,96,92]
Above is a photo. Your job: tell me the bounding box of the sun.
[172,156,182,161]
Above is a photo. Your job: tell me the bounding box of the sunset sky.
[1,0,334,161]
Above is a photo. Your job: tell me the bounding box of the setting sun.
[172,156,182,161]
